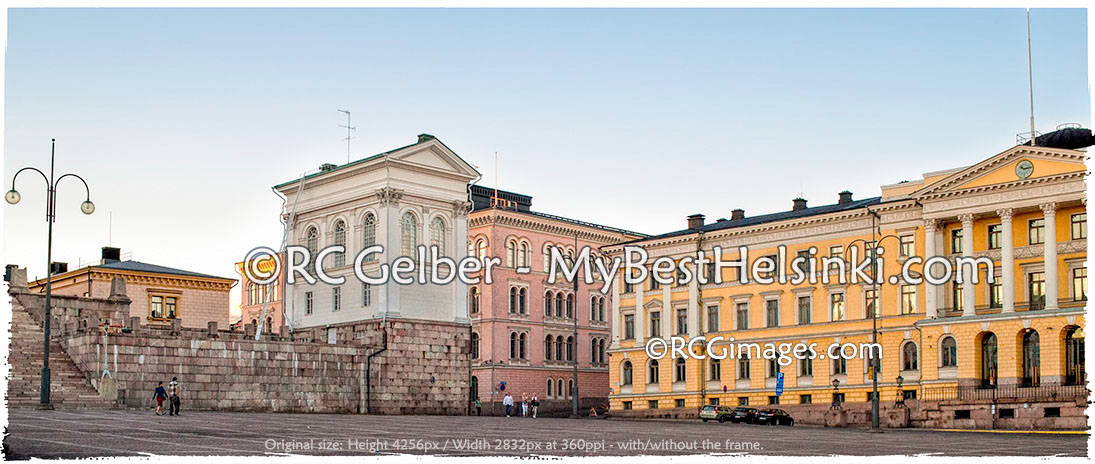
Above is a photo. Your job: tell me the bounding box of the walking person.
[152,381,168,416]
[475,398,482,416]
[168,377,181,416]
[503,393,514,417]
[531,395,539,418]
[521,393,528,417]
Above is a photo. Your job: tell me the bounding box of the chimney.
[50,262,68,275]
[319,163,337,172]
[792,198,808,211]
[102,247,121,264]
[731,209,745,220]
[838,190,853,205]
[417,133,436,143]
[687,214,705,229]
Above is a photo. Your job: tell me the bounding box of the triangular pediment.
[913,145,1086,199]
[644,298,664,310]
[389,138,480,180]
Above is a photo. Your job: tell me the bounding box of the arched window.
[940,336,957,368]
[902,342,918,371]
[509,287,517,314]
[566,336,574,361]
[648,359,660,384]
[1022,329,1040,387]
[599,297,606,322]
[401,212,418,260]
[265,317,272,329]
[518,242,530,267]
[545,335,554,361]
[362,212,377,249]
[519,288,527,314]
[469,287,480,314]
[568,379,574,398]
[981,332,998,387]
[554,293,563,318]
[471,332,480,359]
[675,357,687,382]
[509,332,518,359]
[471,376,479,400]
[621,361,633,385]
[557,378,565,397]
[1065,327,1085,386]
[506,240,516,267]
[543,244,553,272]
[547,378,554,397]
[555,335,564,361]
[600,339,607,365]
[430,217,447,254]
[544,291,554,316]
[591,338,599,363]
[247,282,255,305]
[475,239,487,261]
[519,333,528,359]
[251,318,257,326]
[566,293,574,319]
[333,220,347,267]
[305,226,319,258]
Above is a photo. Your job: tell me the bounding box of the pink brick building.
[467,186,644,415]
[235,253,284,333]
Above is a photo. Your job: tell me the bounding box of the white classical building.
[274,134,480,329]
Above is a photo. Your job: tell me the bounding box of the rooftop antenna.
[493,152,499,207]
[338,109,355,163]
[1026,9,1036,146]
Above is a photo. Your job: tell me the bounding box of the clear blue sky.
[4,8,1089,316]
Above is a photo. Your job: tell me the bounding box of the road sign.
[775,372,785,396]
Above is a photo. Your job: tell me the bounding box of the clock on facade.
[1015,159,1034,179]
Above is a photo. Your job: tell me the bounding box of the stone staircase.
[8,304,114,409]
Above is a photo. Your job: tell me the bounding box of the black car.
[729,407,758,424]
[755,408,794,426]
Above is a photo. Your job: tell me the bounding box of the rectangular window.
[830,293,845,321]
[333,287,341,312]
[362,283,371,307]
[738,358,750,379]
[675,399,685,408]
[899,235,915,257]
[797,296,811,324]
[623,401,632,410]
[736,302,749,330]
[648,400,658,409]
[1029,219,1045,245]
[1073,268,1087,301]
[800,394,812,405]
[828,245,844,258]
[989,280,1003,308]
[165,297,177,318]
[150,295,163,319]
[709,397,719,406]
[951,229,963,254]
[952,283,963,310]
[767,359,780,378]
[305,291,313,315]
[765,299,779,327]
[954,410,971,420]
[833,357,847,375]
[988,224,1002,249]
[864,288,878,318]
[900,285,916,315]
[707,305,719,332]
[999,408,1015,419]
[649,311,661,338]
[738,397,749,406]
[794,249,811,274]
[1072,213,1087,240]
[676,309,688,335]
[768,396,780,405]
[710,360,721,380]
[624,314,635,340]
[1029,272,1045,310]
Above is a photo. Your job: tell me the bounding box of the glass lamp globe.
[5,190,20,205]
[80,200,95,215]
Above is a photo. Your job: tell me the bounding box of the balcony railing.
[921,384,1088,402]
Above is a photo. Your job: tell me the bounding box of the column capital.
[1040,202,1057,216]
[923,218,938,232]
[957,213,975,227]
[995,208,1014,221]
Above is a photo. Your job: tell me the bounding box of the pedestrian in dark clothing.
[168,377,181,416]
[152,382,167,416]
[475,399,482,416]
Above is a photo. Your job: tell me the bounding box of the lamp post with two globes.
[6,139,95,409]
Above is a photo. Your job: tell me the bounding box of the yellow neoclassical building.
[604,142,1086,422]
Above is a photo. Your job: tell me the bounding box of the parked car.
[699,405,733,423]
[755,408,794,426]
[729,407,759,424]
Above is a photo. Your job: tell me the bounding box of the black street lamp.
[896,375,905,407]
[831,378,841,409]
[6,139,94,409]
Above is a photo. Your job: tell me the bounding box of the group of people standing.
[501,393,539,418]
[152,377,182,416]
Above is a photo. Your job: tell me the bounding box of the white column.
[1041,202,1059,310]
[997,208,1015,313]
[610,274,621,348]
[687,262,700,338]
[452,202,470,323]
[923,219,938,319]
[634,279,645,344]
[959,213,976,317]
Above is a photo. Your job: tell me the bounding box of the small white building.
[274,134,480,329]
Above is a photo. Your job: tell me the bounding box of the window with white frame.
[830,292,845,321]
[362,212,377,249]
[333,220,347,267]
[400,212,418,260]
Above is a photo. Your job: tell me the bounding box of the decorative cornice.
[468,209,633,245]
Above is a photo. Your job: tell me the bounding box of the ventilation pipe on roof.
[687,214,705,229]
[792,198,808,211]
[731,209,745,221]
[838,191,853,205]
